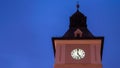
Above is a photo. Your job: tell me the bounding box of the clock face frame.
[71,48,85,60]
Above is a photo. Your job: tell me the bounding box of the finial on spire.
[76,1,80,10]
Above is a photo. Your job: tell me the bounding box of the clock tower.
[52,4,104,68]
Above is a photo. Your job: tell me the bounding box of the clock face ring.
[71,48,85,60]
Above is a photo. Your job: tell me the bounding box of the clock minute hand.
[77,51,81,59]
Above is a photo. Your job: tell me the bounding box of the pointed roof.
[63,4,94,38]
[69,4,87,28]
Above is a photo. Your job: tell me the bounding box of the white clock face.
[71,48,85,60]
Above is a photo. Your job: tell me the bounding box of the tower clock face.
[71,48,85,60]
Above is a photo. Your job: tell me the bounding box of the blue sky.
[0,0,120,68]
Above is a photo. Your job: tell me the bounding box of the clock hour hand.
[77,50,81,59]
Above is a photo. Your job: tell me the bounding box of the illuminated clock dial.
[71,48,85,60]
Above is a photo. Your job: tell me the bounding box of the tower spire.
[63,2,94,38]
[76,1,79,10]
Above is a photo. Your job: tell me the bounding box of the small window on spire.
[74,29,82,38]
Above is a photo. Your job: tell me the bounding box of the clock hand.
[77,51,81,59]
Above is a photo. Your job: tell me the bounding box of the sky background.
[0,0,120,68]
